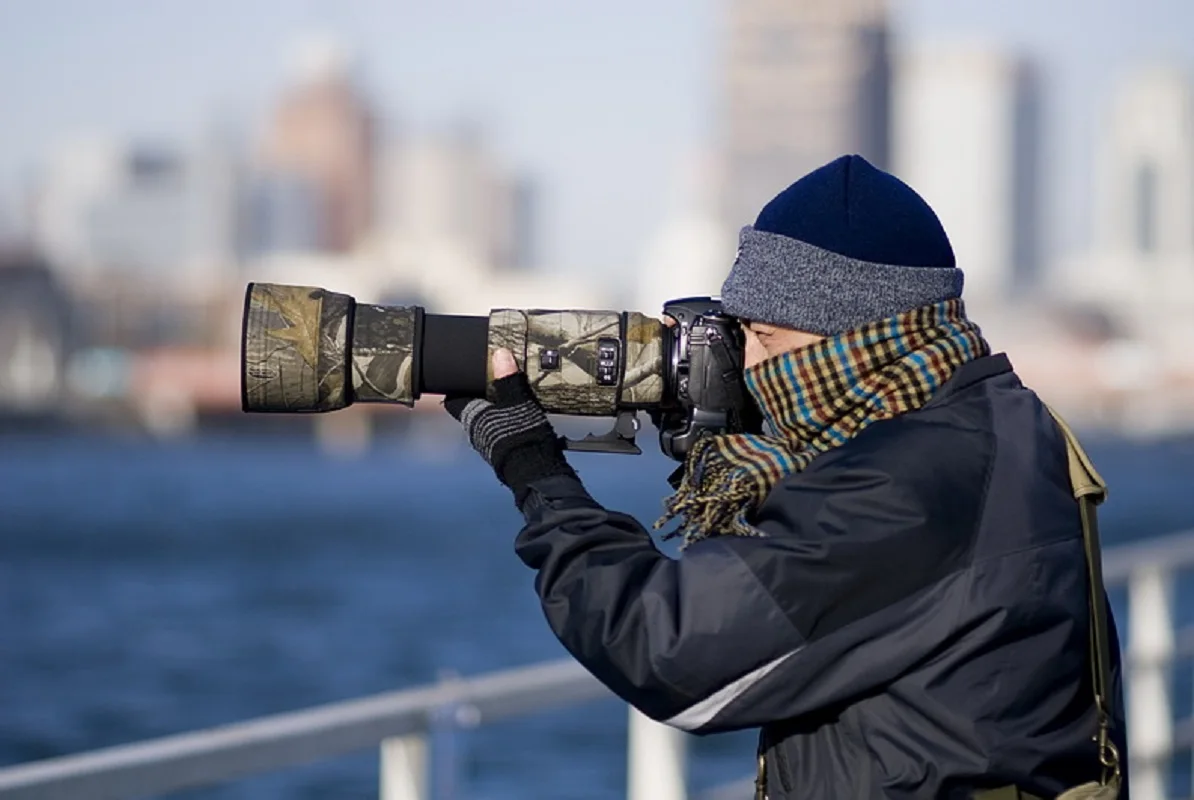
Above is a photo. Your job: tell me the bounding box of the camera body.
[655,298,759,460]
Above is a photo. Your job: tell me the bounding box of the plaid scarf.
[656,299,990,546]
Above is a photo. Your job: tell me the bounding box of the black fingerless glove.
[444,373,577,507]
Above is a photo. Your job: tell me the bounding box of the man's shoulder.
[760,364,1068,548]
[755,373,1019,548]
[798,401,996,492]
[794,359,1041,487]
[758,412,993,542]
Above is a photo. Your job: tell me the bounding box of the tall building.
[892,43,1040,305]
[31,135,244,298]
[378,124,536,273]
[1051,67,1194,375]
[0,255,72,411]
[634,149,734,314]
[85,147,192,274]
[260,38,375,253]
[32,138,125,275]
[497,176,538,272]
[189,125,243,273]
[0,186,25,247]
[1090,68,1194,263]
[719,0,890,230]
[244,170,325,257]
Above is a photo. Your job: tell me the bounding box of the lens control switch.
[596,337,621,386]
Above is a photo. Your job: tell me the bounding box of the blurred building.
[190,126,244,272]
[32,137,241,290]
[719,0,890,230]
[31,138,125,275]
[1053,67,1194,367]
[28,133,242,358]
[634,150,734,314]
[0,184,28,247]
[503,176,538,272]
[892,42,1041,306]
[0,252,73,413]
[377,124,537,275]
[243,170,325,256]
[259,38,376,253]
[86,147,192,274]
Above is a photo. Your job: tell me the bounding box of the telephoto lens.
[240,282,756,460]
[240,282,666,416]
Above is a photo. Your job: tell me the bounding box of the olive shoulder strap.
[1046,406,1122,798]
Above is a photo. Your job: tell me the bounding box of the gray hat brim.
[720,227,965,335]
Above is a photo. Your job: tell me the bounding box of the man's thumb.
[492,348,519,379]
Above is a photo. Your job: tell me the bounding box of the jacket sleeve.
[514,474,805,731]
[515,433,992,733]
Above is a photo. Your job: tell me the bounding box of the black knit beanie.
[720,154,964,335]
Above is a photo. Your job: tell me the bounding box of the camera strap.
[1046,406,1121,798]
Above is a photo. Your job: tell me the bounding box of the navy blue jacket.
[516,354,1128,799]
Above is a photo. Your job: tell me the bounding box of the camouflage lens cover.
[350,303,419,406]
[621,312,665,407]
[241,283,352,412]
[486,308,666,416]
[488,308,530,382]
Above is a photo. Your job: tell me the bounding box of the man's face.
[741,321,824,369]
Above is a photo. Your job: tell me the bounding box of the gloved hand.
[444,348,577,507]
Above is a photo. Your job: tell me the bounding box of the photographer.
[445,155,1127,799]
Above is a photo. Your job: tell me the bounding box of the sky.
[2,0,1192,275]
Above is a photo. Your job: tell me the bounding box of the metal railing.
[1105,528,1194,800]
[0,658,694,800]
[2,528,1194,800]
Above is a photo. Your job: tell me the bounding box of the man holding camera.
[446,155,1127,799]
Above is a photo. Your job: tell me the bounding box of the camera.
[240,283,760,460]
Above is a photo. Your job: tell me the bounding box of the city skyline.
[2,0,1193,275]
[1,0,1193,434]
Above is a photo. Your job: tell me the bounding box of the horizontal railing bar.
[0,658,609,800]
[1103,528,1194,583]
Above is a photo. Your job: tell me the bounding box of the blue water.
[2,425,1193,798]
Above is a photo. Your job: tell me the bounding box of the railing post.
[428,670,481,800]
[1128,564,1175,800]
[627,707,686,800]
[380,735,428,800]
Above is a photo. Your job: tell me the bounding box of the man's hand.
[444,348,576,507]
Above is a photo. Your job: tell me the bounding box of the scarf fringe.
[655,449,764,543]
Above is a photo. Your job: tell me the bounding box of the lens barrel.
[240,283,666,416]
